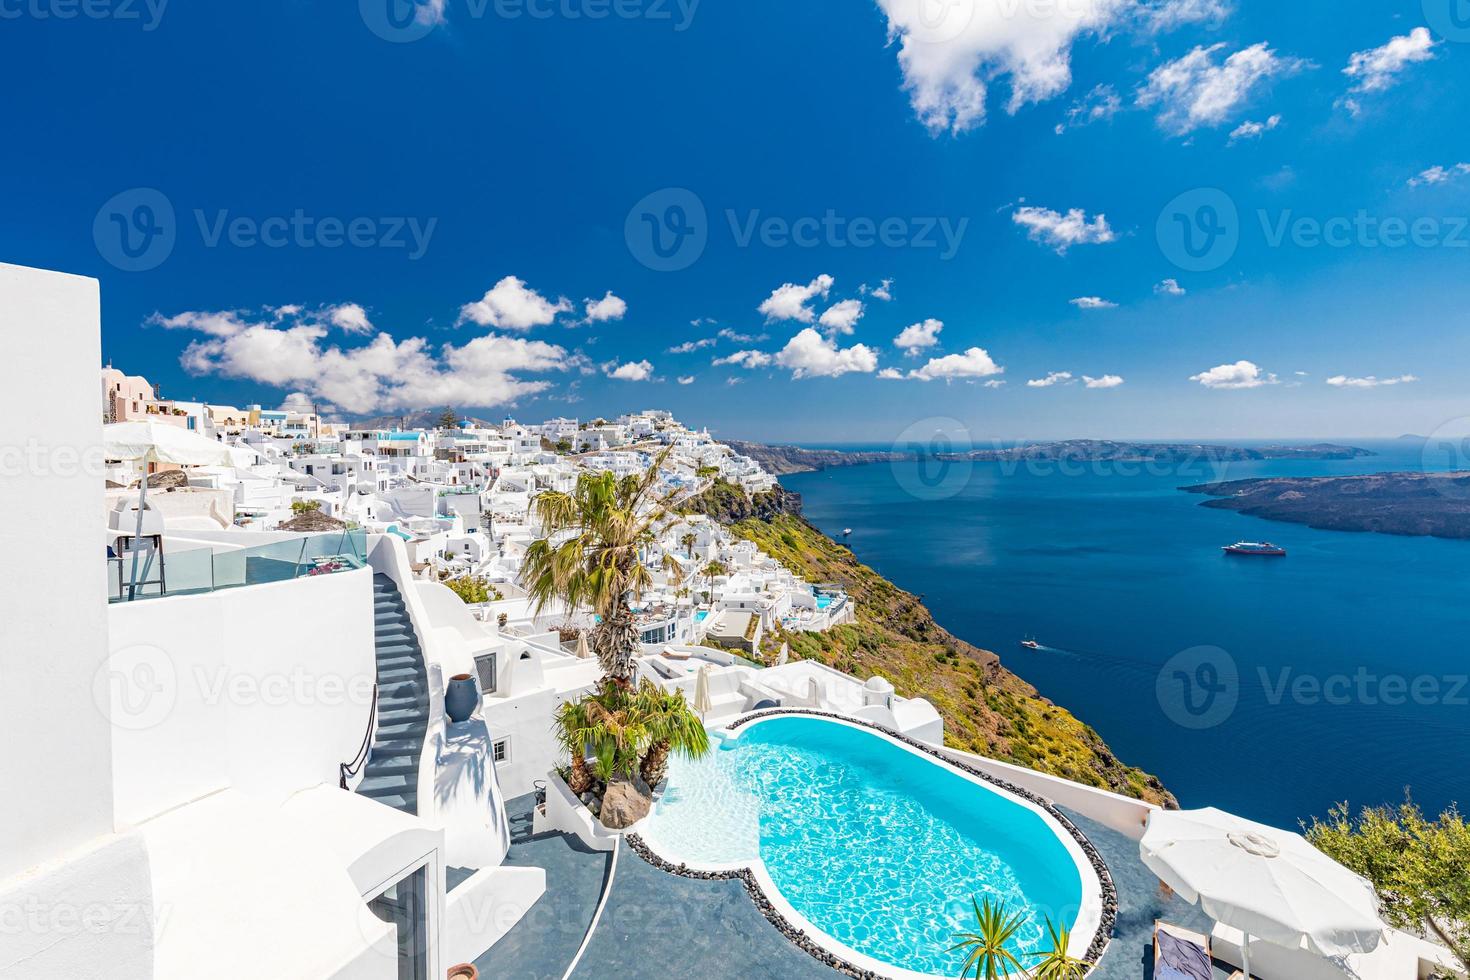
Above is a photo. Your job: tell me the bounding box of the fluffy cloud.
[160,305,572,413]
[758,275,834,323]
[818,299,865,336]
[1228,113,1281,143]
[458,275,573,330]
[1013,206,1116,253]
[1057,84,1121,133]
[1408,163,1470,188]
[677,375,695,385]
[909,347,1004,382]
[1189,360,1277,389]
[604,359,654,382]
[1070,296,1117,309]
[1343,27,1436,95]
[279,392,316,413]
[713,349,773,368]
[877,368,906,380]
[1083,374,1125,388]
[326,302,373,334]
[894,318,944,356]
[583,291,628,323]
[874,0,1123,135]
[1138,0,1232,32]
[860,279,894,301]
[1325,374,1418,389]
[1027,371,1075,388]
[717,327,767,344]
[1155,278,1186,296]
[668,338,717,353]
[1138,43,1307,134]
[773,328,879,379]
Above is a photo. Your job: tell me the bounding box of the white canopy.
[104,421,235,467]
[693,665,713,718]
[1141,807,1386,967]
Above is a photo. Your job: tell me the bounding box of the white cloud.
[713,349,773,368]
[1070,296,1118,309]
[1228,113,1281,143]
[773,328,879,379]
[1343,27,1436,95]
[1155,278,1186,296]
[1057,84,1122,133]
[1083,374,1125,388]
[677,375,695,385]
[325,302,373,334]
[717,327,767,344]
[877,368,906,380]
[1189,360,1278,389]
[458,275,573,330]
[162,306,572,413]
[873,0,1124,135]
[910,347,1004,382]
[1325,374,1418,389]
[668,338,716,353]
[604,359,654,382]
[1408,163,1470,188]
[861,279,894,301]
[279,392,316,413]
[1138,0,1232,32]
[1013,206,1116,253]
[1139,43,1308,135]
[894,318,944,356]
[583,291,628,323]
[758,275,834,323]
[818,299,865,336]
[1027,371,1075,388]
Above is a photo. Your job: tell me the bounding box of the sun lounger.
[1155,921,1213,980]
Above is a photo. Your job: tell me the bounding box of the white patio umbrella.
[776,641,790,666]
[1141,807,1387,978]
[103,422,235,599]
[574,630,592,660]
[692,665,713,718]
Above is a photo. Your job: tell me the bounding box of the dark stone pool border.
[627,708,1118,978]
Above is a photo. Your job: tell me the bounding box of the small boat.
[1223,541,1287,557]
[1020,636,1041,650]
[841,528,853,537]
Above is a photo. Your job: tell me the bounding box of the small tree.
[438,407,458,430]
[1030,918,1091,980]
[702,559,727,595]
[291,499,322,514]
[444,575,493,604]
[1306,800,1470,976]
[948,898,1026,980]
[555,439,573,454]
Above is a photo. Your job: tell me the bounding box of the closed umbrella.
[103,422,235,599]
[574,630,592,660]
[1141,808,1387,978]
[776,641,790,666]
[693,665,713,718]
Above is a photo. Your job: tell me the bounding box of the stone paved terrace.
[476,794,1244,979]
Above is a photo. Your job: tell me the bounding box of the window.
[367,865,429,980]
[492,738,510,764]
[473,652,498,695]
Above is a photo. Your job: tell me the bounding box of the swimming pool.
[814,594,834,610]
[639,715,1101,977]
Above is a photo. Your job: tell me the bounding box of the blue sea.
[782,440,1470,828]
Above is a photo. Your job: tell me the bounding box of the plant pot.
[447,964,478,980]
[444,674,479,724]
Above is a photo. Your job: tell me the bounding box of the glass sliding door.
[367,866,429,980]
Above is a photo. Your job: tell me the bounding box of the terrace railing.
[109,529,368,603]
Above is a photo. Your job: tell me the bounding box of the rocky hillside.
[723,440,915,475]
[1184,471,1470,539]
[683,481,1176,807]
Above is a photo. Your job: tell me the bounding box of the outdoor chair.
[1154,921,1214,980]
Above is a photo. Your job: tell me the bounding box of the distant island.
[1184,471,1470,539]
[729,438,1374,475]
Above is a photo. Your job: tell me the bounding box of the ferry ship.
[1223,541,1287,557]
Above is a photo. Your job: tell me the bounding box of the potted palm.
[948,898,1026,979]
[636,683,710,788]
[1029,918,1091,979]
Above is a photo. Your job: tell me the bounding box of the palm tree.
[1029,918,1090,980]
[702,559,727,596]
[553,698,596,795]
[523,449,682,687]
[636,682,710,786]
[679,531,696,558]
[581,683,652,778]
[948,898,1026,980]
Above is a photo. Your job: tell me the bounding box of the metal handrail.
[339,683,379,789]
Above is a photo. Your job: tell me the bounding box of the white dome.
[863,675,895,694]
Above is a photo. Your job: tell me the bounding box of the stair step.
[372,735,426,752]
[374,630,418,646]
[358,773,417,795]
[376,666,421,684]
[360,791,416,812]
[374,645,421,661]
[366,755,419,776]
[374,719,428,739]
[375,656,422,674]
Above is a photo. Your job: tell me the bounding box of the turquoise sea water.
[641,716,1085,976]
[783,441,1470,828]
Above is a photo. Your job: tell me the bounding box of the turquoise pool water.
[641,716,1088,976]
[814,594,834,610]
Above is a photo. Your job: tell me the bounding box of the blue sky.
[4,0,1469,441]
